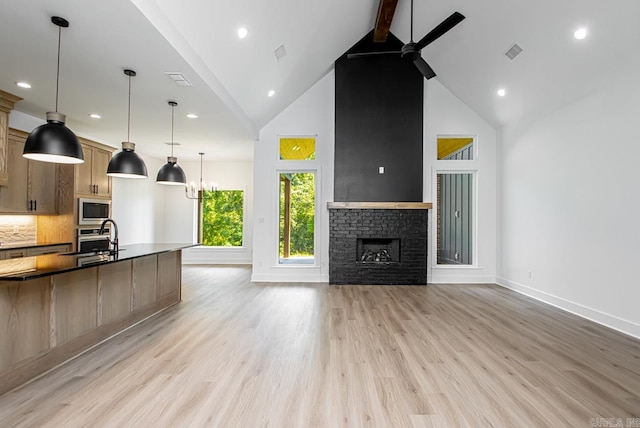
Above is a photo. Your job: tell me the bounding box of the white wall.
[424,80,498,283]
[111,154,166,245]
[498,75,640,338]
[252,71,334,282]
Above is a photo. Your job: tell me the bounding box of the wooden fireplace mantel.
[327,202,432,210]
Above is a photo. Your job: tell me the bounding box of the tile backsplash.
[0,216,37,246]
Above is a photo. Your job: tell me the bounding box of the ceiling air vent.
[164,72,192,87]
[274,44,287,62]
[164,142,181,146]
[504,43,523,60]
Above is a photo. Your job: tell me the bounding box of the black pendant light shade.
[156,156,187,185]
[24,112,84,164]
[107,142,148,178]
[106,70,148,178]
[24,16,84,164]
[156,101,186,185]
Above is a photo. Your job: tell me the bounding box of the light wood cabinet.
[0,244,71,261]
[0,90,23,187]
[0,249,183,394]
[1,248,28,259]
[26,244,71,256]
[75,143,112,198]
[0,131,57,214]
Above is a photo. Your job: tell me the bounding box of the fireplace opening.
[357,238,400,263]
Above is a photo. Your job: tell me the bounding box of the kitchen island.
[0,243,194,395]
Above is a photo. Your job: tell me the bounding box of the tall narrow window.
[437,173,473,265]
[200,190,244,247]
[279,172,315,264]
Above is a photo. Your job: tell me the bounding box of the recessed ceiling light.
[237,27,248,39]
[574,27,588,40]
[89,113,101,119]
[186,113,198,119]
[497,88,506,97]
[16,81,32,89]
[268,89,275,97]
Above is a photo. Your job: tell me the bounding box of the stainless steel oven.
[78,198,110,225]
[77,227,111,254]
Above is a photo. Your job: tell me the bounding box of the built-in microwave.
[78,198,111,225]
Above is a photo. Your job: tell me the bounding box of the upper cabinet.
[0,129,57,214]
[75,141,113,198]
[0,90,23,187]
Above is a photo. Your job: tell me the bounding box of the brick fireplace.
[328,202,430,285]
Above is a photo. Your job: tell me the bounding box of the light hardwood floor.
[0,265,639,427]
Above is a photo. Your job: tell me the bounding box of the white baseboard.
[182,257,252,265]
[429,275,496,284]
[496,277,640,340]
[251,273,329,283]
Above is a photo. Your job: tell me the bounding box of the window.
[437,136,474,160]
[279,137,316,160]
[437,173,473,265]
[278,172,315,264]
[200,190,244,247]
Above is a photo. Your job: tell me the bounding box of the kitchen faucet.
[99,219,119,254]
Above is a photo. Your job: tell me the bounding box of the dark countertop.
[0,241,73,250]
[0,243,195,281]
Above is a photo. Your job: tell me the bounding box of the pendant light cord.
[127,74,132,142]
[171,103,175,157]
[55,25,61,112]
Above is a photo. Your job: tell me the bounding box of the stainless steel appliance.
[77,227,111,254]
[78,198,111,225]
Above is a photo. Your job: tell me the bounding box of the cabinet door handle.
[34,200,37,211]
[29,200,33,211]
[96,184,99,194]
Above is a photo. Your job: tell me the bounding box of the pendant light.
[106,70,148,178]
[156,101,186,185]
[23,16,84,164]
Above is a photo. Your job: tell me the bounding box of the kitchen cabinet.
[0,248,27,259]
[26,244,71,256]
[0,244,188,395]
[0,244,71,260]
[0,90,23,187]
[75,143,112,198]
[0,131,57,214]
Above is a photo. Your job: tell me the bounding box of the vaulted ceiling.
[1,0,639,161]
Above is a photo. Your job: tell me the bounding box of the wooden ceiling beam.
[373,0,399,42]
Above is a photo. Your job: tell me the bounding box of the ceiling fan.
[348,0,465,79]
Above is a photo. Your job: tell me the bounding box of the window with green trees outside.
[279,172,315,264]
[201,190,244,247]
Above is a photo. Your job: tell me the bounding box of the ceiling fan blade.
[373,0,399,42]
[413,57,436,79]
[414,12,465,51]
[347,50,401,59]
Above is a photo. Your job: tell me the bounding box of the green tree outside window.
[201,190,244,247]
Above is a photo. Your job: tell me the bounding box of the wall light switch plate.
[379,166,384,174]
